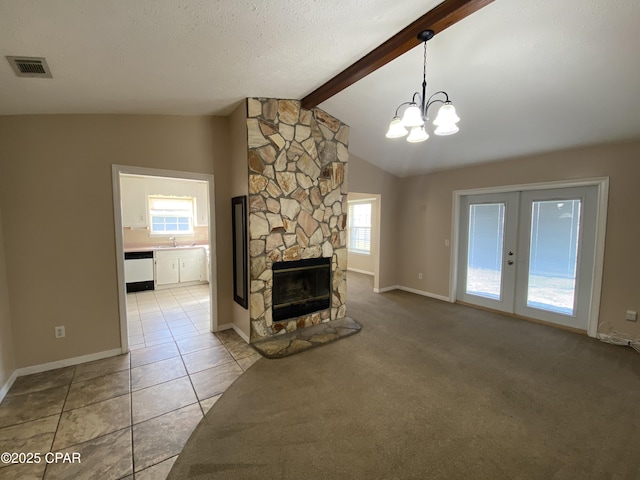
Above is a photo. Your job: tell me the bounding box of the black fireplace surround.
[272,257,331,322]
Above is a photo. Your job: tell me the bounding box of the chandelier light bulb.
[406,126,429,143]
[401,104,424,128]
[433,102,460,136]
[433,102,460,126]
[385,117,408,138]
[434,123,460,136]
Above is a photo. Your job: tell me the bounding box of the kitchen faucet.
[169,236,177,247]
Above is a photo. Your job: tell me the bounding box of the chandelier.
[385,29,460,143]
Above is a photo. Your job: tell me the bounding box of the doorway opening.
[112,165,218,352]
[452,178,608,337]
[346,193,381,291]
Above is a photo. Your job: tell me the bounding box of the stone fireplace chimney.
[245,98,349,342]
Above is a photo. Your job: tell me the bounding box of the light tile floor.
[0,285,261,480]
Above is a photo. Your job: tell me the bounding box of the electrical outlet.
[54,326,66,338]
[445,239,450,247]
[418,273,423,280]
[625,311,637,322]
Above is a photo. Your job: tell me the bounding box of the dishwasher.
[124,251,154,293]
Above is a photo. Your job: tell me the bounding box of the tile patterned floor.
[0,285,261,480]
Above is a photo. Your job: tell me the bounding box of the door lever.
[507,260,514,265]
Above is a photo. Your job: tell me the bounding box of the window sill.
[348,250,371,256]
[149,233,195,237]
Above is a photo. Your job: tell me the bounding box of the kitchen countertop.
[124,245,209,253]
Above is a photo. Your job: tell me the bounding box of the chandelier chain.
[423,39,427,80]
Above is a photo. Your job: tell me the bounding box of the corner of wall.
[0,205,17,401]
[229,99,251,341]
[344,153,401,290]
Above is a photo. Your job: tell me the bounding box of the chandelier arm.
[425,98,445,115]
[427,90,450,104]
[393,101,414,118]
[424,91,451,116]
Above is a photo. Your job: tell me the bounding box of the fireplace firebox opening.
[272,257,331,322]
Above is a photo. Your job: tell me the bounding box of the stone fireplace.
[246,97,348,342]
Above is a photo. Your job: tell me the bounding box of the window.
[347,201,372,254]
[149,196,195,235]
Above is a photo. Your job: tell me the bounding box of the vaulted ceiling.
[2,0,639,177]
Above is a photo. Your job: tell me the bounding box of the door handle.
[507,260,514,265]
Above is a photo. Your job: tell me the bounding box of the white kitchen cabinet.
[195,182,209,226]
[179,255,204,283]
[155,248,206,287]
[120,176,148,228]
[155,256,179,286]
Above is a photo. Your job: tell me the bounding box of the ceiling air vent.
[6,56,53,78]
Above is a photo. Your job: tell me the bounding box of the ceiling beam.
[301,0,494,110]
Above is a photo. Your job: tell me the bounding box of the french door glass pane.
[527,199,581,315]
[466,203,505,300]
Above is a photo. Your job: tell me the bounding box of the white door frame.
[346,193,382,291]
[451,177,609,338]
[112,165,218,353]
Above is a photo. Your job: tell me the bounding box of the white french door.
[458,192,519,313]
[457,186,599,331]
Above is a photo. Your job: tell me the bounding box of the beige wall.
[397,139,640,336]
[0,115,232,368]
[1,112,635,370]
[348,154,400,290]
[0,205,16,391]
[229,101,250,339]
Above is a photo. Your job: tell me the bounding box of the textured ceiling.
[2,0,640,177]
[0,0,440,115]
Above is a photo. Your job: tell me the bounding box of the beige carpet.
[169,272,640,479]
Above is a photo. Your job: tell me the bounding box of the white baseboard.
[15,348,123,377]
[216,322,234,332]
[232,324,251,343]
[347,268,374,276]
[216,322,251,344]
[372,284,451,302]
[374,285,400,293]
[0,370,18,403]
[397,286,452,303]
[155,280,208,290]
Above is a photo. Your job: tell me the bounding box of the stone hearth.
[251,317,362,358]
[246,97,348,342]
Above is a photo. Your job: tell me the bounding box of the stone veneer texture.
[246,97,349,342]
